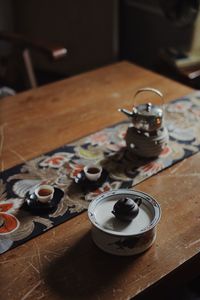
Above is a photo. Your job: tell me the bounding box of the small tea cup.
[83,165,102,181]
[35,184,54,203]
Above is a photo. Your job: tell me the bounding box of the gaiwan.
[88,189,161,256]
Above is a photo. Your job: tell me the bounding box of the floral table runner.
[1,91,200,254]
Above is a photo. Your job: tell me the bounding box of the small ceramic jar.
[88,189,161,256]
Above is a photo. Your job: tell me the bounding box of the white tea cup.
[83,165,102,181]
[35,184,54,203]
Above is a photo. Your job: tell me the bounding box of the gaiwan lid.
[88,189,161,236]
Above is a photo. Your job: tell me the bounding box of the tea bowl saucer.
[25,187,64,213]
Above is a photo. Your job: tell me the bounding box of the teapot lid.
[88,189,161,236]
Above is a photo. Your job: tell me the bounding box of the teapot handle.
[134,87,164,107]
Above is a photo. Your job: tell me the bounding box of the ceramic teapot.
[112,197,142,222]
[119,87,164,132]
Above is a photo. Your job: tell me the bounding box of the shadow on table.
[44,230,142,300]
[101,148,154,179]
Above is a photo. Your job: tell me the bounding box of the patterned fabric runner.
[1,91,200,254]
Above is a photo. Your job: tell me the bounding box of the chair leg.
[22,48,37,88]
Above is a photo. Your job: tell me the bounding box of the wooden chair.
[0,31,67,95]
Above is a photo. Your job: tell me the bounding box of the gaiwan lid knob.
[112,197,142,222]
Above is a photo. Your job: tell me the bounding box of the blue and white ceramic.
[88,189,161,256]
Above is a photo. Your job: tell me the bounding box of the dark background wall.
[12,0,119,77]
[11,0,195,78]
[0,0,14,56]
[119,0,194,71]
[0,0,198,89]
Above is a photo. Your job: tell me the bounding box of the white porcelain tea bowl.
[83,164,102,181]
[35,184,54,203]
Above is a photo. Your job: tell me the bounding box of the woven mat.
[1,91,200,254]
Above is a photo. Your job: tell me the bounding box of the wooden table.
[1,61,200,300]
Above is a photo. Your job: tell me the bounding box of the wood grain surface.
[1,61,200,300]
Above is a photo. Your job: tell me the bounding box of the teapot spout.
[118,108,133,118]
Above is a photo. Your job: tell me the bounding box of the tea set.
[1,87,165,255]
[24,164,105,212]
[85,87,165,254]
